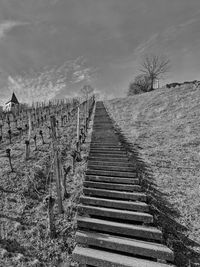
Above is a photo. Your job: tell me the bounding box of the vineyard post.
[8,130,12,144]
[47,196,56,238]
[39,130,45,145]
[33,135,37,151]
[50,115,63,214]
[25,112,31,160]
[84,100,87,135]
[6,148,13,172]
[25,140,30,160]
[77,105,81,152]
[77,105,80,142]
[0,124,3,139]
[7,114,11,130]
[28,112,32,140]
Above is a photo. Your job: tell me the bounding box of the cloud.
[134,33,159,55]
[0,20,28,40]
[132,14,200,57]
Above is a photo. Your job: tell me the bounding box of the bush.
[127,82,143,96]
[127,74,151,96]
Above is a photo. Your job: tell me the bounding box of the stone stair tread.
[89,150,126,154]
[80,196,149,212]
[88,156,129,163]
[89,151,127,156]
[88,161,131,166]
[83,188,146,201]
[90,143,121,146]
[77,217,162,241]
[78,205,153,223]
[85,175,139,184]
[90,146,125,150]
[76,231,174,261]
[87,165,136,172]
[86,169,137,178]
[73,246,175,267]
[83,181,142,191]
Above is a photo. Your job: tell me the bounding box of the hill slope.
[105,84,200,247]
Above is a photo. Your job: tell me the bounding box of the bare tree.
[140,54,170,90]
[80,84,94,100]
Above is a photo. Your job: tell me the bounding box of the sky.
[0,0,200,102]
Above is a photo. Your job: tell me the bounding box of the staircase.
[72,102,175,267]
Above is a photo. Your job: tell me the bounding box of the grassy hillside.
[105,84,200,249]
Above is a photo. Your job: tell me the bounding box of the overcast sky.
[0,0,200,99]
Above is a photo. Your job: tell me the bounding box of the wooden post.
[8,130,12,144]
[62,166,71,199]
[33,135,37,151]
[39,130,45,144]
[50,116,63,214]
[25,140,30,160]
[6,149,13,172]
[28,112,32,140]
[84,100,87,132]
[77,106,80,142]
[46,196,56,238]
[0,124,3,140]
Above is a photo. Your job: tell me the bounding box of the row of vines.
[0,95,95,267]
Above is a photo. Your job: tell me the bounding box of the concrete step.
[73,246,175,267]
[87,165,136,172]
[91,139,119,144]
[90,142,121,146]
[86,169,137,178]
[76,231,174,261]
[93,126,114,131]
[89,153,127,158]
[90,148,126,153]
[80,196,149,212]
[88,156,129,163]
[77,217,162,241]
[90,147,124,151]
[78,205,153,223]
[83,181,142,192]
[85,175,139,184]
[88,161,132,167]
[92,135,118,138]
[93,119,112,121]
[90,147,125,151]
[92,122,112,124]
[83,188,146,201]
[90,147,122,151]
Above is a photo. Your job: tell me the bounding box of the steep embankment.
[105,84,200,247]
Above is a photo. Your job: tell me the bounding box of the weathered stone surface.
[85,175,139,184]
[73,246,175,267]
[83,181,141,191]
[83,188,146,201]
[86,169,137,178]
[76,231,174,261]
[80,196,149,212]
[78,205,153,223]
[77,217,162,241]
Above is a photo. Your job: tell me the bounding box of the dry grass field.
[105,84,200,252]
